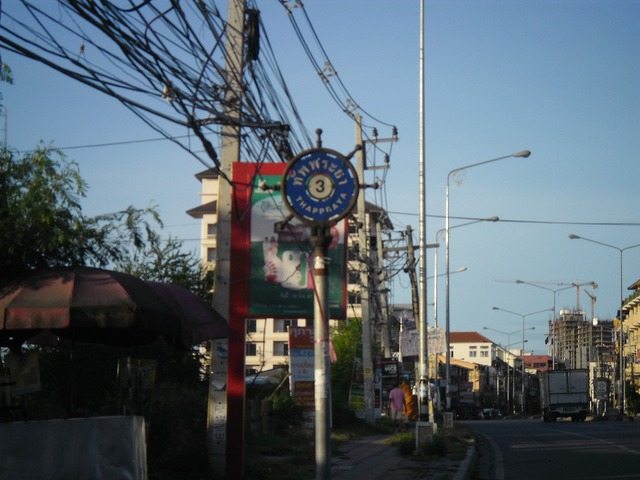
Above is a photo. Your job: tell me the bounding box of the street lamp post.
[444,150,530,410]
[568,234,640,414]
[492,306,553,413]
[483,326,534,414]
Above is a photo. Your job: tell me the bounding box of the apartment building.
[548,309,616,370]
[622,278,640,390]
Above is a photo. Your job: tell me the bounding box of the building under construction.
[548,310,616,370]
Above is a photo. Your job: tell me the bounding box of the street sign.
[281,148,359,226]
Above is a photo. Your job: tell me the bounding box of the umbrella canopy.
[0,267,227,349]
[146,281,228,346]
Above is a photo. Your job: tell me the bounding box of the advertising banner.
[288,326,315,413]
[232,162,347,318]
[400,326,446,357]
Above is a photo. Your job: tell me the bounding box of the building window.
[273,341,288,357]
[274,319,297,333]
[247,319,257,333]
[207,247,216,262]
[246,342,257,356]
[481,350,489,357]
[348,294,361,305]
[207,223,217,239]
[348,270,360,284]
[469,350,477,357]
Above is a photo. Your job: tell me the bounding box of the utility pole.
[376,220,391,357]
[208,0,244,478]
[355,114,395,424]
[405,226,420,326]
[355,114,375,425]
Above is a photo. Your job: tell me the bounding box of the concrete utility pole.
[376,220,391,357]
[208,0,244,478]
[355,114,375,425]
[406,226,420,327]
[355,114,396,423]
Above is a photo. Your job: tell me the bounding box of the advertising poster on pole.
[288,326,315,416]
[232,162,347,319]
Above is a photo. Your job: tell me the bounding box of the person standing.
[388,383,406,432]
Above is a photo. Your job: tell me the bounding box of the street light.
[444,150,530,410]
[427,266,467,280]
[568,234,640,413]
[492,306,553,413]
[483,326,534,414]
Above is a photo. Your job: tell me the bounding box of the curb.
[453,445,477,480]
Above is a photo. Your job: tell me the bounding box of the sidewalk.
[330,433,476,480]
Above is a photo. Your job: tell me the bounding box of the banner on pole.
[288,326,315,414]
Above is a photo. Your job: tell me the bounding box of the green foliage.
[625,381,640,416]
[270,389,305,433]
[0,62,12,85]
[115,230,208,297]
[0,62,12,114]
[0,145,163,282]
[388,425,473,459]
[330,318,363,424]
[392,431,417,455]
[0,138,212,478]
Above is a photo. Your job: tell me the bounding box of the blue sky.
[2,0,639,355]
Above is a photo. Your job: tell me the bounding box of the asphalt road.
[464,418,640,480]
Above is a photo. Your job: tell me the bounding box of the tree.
[0,144,162,283]
[114,231,212,301]
[330,318,364,424]
[0,62,12,112]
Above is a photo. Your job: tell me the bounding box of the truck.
[539,369,590,422]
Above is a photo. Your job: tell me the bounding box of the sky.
[2,0,639,355]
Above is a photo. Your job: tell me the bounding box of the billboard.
[232,162,347,318]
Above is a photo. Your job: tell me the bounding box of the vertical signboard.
[288,326,315,416]
[232,162,346,319]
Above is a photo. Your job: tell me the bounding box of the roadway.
[465,418,640,480]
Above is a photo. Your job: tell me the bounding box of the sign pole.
[311,227,332,480]
[281,134,360,480]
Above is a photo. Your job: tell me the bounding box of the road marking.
[565,431,640,455]
[480,432,505,480]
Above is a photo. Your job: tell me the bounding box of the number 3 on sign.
[308,173,333,200]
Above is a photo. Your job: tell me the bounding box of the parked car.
[480,408,500,420]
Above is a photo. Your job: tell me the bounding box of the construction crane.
[496,279,598,310]
[584,289,597,322]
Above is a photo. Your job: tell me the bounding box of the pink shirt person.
[389,386,405,416]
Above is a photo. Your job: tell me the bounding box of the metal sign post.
[281,136,359,480]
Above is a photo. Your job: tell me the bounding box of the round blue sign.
[281,148,359,226]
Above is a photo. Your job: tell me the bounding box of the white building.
[449,331,497,367]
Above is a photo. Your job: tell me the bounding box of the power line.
[386,211,640,227]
